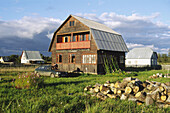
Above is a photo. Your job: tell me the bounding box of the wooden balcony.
[56,41,90,50]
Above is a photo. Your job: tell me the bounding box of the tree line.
[157,49,170,64]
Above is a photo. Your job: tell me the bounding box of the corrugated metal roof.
[126,48,155,59]
[91,29,128,52]
[72,15,120,35]
[24,51,44,60]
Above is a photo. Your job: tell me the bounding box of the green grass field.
[0,69,170,113]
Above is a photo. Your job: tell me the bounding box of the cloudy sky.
[0,0,170,56]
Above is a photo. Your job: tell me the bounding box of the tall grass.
[0,70,169,112]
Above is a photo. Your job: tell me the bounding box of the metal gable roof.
[91,29,128,52]
[126,48,155,59]
[72,15,120,35]
[24,51,44,60]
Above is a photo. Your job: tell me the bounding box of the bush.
[12,72,44,89]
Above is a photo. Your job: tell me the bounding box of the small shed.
[125,48,157,67]
[21,51,44,64]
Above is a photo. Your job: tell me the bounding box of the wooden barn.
[48,15,128,74]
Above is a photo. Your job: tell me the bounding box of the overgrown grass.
[0,69,170,112]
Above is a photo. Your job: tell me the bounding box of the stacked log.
[84,77,170,108]
[149,73,170,79]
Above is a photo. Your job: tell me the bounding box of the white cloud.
[0,12,169,54]
[0,16,62,39]
[76,12,170,54]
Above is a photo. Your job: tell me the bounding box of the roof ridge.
[72,15,120,35]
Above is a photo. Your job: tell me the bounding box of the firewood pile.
[149,73,170,79]
[84,77,170,108]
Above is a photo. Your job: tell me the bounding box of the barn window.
[69,54,75,63]
[64,37,68,42]
[56,54,62,63]
[88,34,91,40]
[82,54,96,64]
[82,34,86,41]
[73,35,76,42]
[69,21,75,26]
[79,35,82,41]
[120,56,124,63]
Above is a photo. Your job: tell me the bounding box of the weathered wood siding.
[57,16,89,34]
[97,50,125,74]
[51,16,98,73]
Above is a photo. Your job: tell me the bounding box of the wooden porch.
[56,41,90,50]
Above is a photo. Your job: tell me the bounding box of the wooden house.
[126,47,158,67]
[21,50,44,64]
[48,15,128,74]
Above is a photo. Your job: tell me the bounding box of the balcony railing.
[56,41,90,50]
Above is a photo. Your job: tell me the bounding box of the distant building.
[48,15,128,74]
[125,47,158,67]
[0,56,14,65]
[21,51,44,64]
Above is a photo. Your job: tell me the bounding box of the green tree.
[157,53,162,63]
[162,54,168,63]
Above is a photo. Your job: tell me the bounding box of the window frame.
[68,53,76,64]
[120,55,125,64]
[82,54,97,65]
[69,21,75,27]
[56,54,63,63]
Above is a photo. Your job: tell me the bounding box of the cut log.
[89,88,95,94]
[114,88,117,94]
[100,85,108,92]
[166,96,170,103]
[159,86,165,92]
[120,93,128,100]
[84,85,92,91]
[94,87,100,93]
[117,89,122,96]
[142,81,149,88]
[130,80,136,84]
[157,103,170,108]
[128,95,137,102]
[161,95,167,102]
[123,77,132,83]
[125,86,132,94]
[115,81,121,88]
[137,101,143,106]
[104,83,110,87]
[127,82,134,88]
[110,83,115,87]
[147,84,153,90]
[119,82,128,89]
[96,93,107,100]
[145,95,154,106]
[161,83,170,90]
[133,86,140,94]
[135,92,146,102]
[107,94,117,99]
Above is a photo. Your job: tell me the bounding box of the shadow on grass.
[125,65,162,72]
[44,80,90,87]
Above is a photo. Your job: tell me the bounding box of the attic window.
[69,21,75,26]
